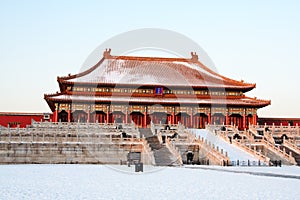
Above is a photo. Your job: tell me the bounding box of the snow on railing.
[207,124,270,164]
[195,135,230,165]
[282,138,300,155]
[0,122,142,143]
[263,130,275,144]
[250,123,300,137]
[165,138,183,165]
[0,129,146,145]
[150,121,155,135]
[140,136,156,165]
[248,125,262,137]
[254,138,296,165]
[210,124,297,161]
[232,139,270,163]
[156,131,163,144]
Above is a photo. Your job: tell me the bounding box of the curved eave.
[57,79,256,92]
[44,97,55,112]
[44,98,271,108]
[194,60,256,91]
[44,92,68,112]
[58,57,105,81]
[45,93,271,109]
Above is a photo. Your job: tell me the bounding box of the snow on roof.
[172,61,222,81]
[58,52,254,90]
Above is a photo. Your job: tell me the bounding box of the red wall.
[0,113,52,128]
[258,117,300,126]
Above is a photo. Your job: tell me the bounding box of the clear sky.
[0,0,299,117]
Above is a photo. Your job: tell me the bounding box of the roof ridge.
[110,55,191,62]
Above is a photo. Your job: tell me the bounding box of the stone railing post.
[17,125,21,142]
[31,131,33,143]
[8,125,11,142]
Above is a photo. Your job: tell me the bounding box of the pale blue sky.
[0,0,299,117]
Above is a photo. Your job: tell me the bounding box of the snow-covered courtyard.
[0,164,299,200]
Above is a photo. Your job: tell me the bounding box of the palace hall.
[44,49,270,129]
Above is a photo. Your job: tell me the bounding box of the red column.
[243,114,246,129]
[143,111,147,128]
[226,113,229,125]
[68,110,71,122]
[106,112,109,123]
[125,110,128,124]
[253,113,257,125]
[199,115,202,128]
[53,110,58,122]
[106,106,110,123]
[190,113,193,128]
[208,112,211,124]
[53,103,59,122]
[171,112,175,124]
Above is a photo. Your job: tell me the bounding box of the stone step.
[154,146,180,166]
[281,146,300,166]
[294,155,300,166]
[147,136,162,150]
[139,128,153,138]
[141,128,181,166]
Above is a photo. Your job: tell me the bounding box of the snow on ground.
[214,165,300,177]
[0,164,299,200]
[185,165,300,177]
[190,129,258,162]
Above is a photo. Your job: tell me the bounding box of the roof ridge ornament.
[190,51,198,62]
[103,48,112,58]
